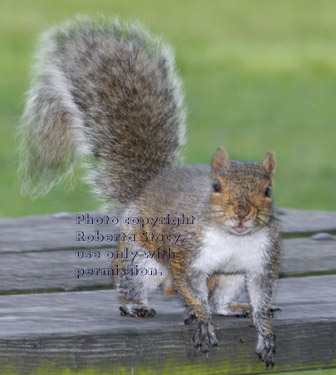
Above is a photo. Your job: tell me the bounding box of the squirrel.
[19,15,281,367]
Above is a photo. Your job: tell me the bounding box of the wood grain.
[1,209,335,374]
[1,208,336,253]
[0,237,335,294]
[0,276,335,374]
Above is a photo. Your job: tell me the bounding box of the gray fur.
[19,16,281,363]
[19,15,186,202]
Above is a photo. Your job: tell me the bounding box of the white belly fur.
[192,226,270,275]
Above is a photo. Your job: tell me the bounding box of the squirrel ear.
[262,152,276,176]
[212,147,230,174]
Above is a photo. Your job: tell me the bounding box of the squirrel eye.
[265,184,272,198]
[213,179,221,193]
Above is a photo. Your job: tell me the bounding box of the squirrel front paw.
[256,333,276,368]
[193,322,218,353]
[120,305,156,318]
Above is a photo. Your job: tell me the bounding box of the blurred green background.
[1,0,335,217]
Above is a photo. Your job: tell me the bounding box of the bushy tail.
[19,15,186,204]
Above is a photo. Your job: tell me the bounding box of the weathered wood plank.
[0,249,113,293]
[1,321,335,375]
[0,276,335,374]
[1,208,336,253]
[279,237,336,277]
[1,237,335,294]
[0,212,117,253]
[277,208,336,235]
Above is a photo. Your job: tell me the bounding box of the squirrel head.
[210,147,276,235]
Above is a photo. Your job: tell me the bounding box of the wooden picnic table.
[0,208,336,374]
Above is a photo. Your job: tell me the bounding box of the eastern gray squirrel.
[19,16,281,366]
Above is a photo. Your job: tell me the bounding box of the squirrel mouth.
[232,224,248,234]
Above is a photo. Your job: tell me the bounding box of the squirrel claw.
[119,306,128,316]
[256,351,275,368]
[193,322,218,353]
[256,333,276,367]
[269,305,281,318]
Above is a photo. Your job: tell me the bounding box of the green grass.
[267,371,336,375]
[1,365,335,375]
[1,0,336,216]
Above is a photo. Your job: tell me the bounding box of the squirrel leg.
[208,274,247,316]
[117,246,168,318]
[227,304,281,318]
[208,275,281,318]
[172,269,218,352]
[118,265,156,318]
[246,272,278,368]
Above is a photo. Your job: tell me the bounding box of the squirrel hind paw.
[119,304,156,318]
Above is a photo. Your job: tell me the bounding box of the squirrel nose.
[233,206,251,220]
